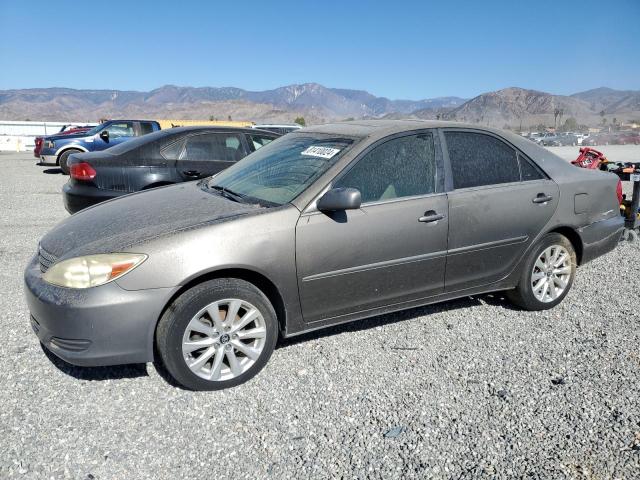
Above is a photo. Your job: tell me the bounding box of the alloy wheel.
[531,245,572,303]
[182,299,267,381]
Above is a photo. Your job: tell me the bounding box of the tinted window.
[248,134,276,151]
[105,122,134,138]
[336,133,436,203]
[181,133,247,162]
[139,122,154,135]
[445,132,519,189]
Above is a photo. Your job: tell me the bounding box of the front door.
[94,121,135,151]
[296,131,449,324]
[442,130,559,292]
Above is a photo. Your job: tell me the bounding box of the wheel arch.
[546,226,584,265]
[152,267,288,358]
[55,146,86,164]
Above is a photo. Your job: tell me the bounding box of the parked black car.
[62,126,279,213]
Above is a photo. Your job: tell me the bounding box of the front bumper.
[578,215,625,264]
[63,182,126,214]
[24,255,174,367]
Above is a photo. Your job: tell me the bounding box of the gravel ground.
[1,151,639,479]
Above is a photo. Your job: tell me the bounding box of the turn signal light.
[70,162,97,181]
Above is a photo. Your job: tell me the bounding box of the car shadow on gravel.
[277,292,519,349]
[40,343,148,381]
[42,168,63,174]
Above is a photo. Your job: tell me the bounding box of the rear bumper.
[63,182,126,214]
[578,215,625,264]
[24,254,174,367]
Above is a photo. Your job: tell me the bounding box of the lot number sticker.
[301,146,341,159]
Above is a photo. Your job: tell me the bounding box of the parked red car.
[34,125,95,158]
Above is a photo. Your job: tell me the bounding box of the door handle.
[532,193,553,204]
[182,170,201,177]
[418,211,445,223]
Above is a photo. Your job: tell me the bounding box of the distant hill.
[0,83,638,128]
[0,84,466,124]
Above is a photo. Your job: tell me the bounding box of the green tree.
[209,115,215,121]
[294,116,306,126]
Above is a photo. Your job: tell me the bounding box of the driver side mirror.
[99,130,109,142]
[317,187,361,212]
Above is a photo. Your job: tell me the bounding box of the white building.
[0,120,95,152]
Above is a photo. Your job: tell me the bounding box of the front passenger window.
[335,133,437,203]
[105,122,134,139]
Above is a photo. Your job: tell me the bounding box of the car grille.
[38,245,58,273]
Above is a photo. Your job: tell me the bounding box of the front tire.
[156,278,278,390]
[507,233,576,311]
[58,149,81,175]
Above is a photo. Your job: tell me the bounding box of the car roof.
[152,125,279,138]
[301,119,489,138]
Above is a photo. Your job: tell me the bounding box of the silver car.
[25,121,624,390]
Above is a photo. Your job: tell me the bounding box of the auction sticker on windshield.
[301,146,341,159]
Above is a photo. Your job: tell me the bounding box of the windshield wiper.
[208,184,247,203]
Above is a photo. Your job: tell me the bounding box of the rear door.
[442,129,559,292]
[176,132,249,180]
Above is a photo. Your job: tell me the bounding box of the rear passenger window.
[336,133,437,203]
[182,133,247,162]
[445,132,519,189]
[519,153,545,181]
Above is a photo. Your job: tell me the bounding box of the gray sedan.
[25,120,624,390]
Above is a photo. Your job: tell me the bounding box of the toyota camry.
[25,120,624,390]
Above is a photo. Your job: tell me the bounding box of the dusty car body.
[25,120,624,390]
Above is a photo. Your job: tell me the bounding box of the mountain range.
[1,84,638,128]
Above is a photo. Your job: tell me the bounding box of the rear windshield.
[105,129,172,154]
[207,134,356,205]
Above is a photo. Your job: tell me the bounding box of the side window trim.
[330,129,444,206]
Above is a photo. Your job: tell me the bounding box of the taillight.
[616,179,623,205]
[70,162,96,181]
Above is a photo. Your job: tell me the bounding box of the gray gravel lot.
[1,151,639,479]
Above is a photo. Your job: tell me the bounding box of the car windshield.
[83,123,108,136]
[205,134,355,206]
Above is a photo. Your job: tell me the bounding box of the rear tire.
[156,278,279,390]
[507,233,576,311]
[58,149,81,175]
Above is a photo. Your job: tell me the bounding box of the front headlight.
[45,140,55,149]
[42,253,147,289]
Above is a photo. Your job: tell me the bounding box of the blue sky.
[1,0,638,100]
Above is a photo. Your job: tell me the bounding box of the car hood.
[46,132,92,141]
[40,181,264,259]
